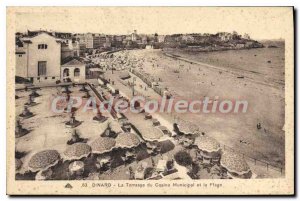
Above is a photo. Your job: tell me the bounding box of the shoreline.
[162,49,284,89]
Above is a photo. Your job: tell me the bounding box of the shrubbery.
[174,151,192,167]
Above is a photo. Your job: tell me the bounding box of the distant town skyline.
[13,7,291,40]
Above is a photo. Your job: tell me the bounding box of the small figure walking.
[128,167,134,180]
[257,123,262,130]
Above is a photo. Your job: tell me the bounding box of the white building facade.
[16,33,61,83]
[61,58,86,83]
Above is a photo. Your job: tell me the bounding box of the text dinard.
[87,183,222,188]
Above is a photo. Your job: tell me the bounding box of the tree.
[174,151,192,167]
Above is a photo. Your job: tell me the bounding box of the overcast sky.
[14,7,292,40]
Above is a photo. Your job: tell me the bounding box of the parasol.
[28,150,60,172]
[220,149,251,176]
[90,137,116,154]
[115,132,141,148]
[63,143,91,161]
[175,119,199,135]
[194,136,221,153]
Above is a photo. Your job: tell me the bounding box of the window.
[74,68,80,77]
[63,68,70,77]
[45,77,47,80]
[38,61,47,76]
[18,54,22,57]
[52,77,55,79]
[38,44,48,49]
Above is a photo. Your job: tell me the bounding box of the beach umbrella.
[28,150,60,172]
[141,127,164,141]
[115,132,141,148]
[63,143,91,161]
[176,119,199,135]
[194,136,221,153]
[220,149,251,177]
[90,137,116,154]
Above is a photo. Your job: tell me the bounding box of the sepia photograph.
[5,6,294,195]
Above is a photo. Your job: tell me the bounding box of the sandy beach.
[109,46,285,169]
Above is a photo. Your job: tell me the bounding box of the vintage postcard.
[6,7,294,195]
